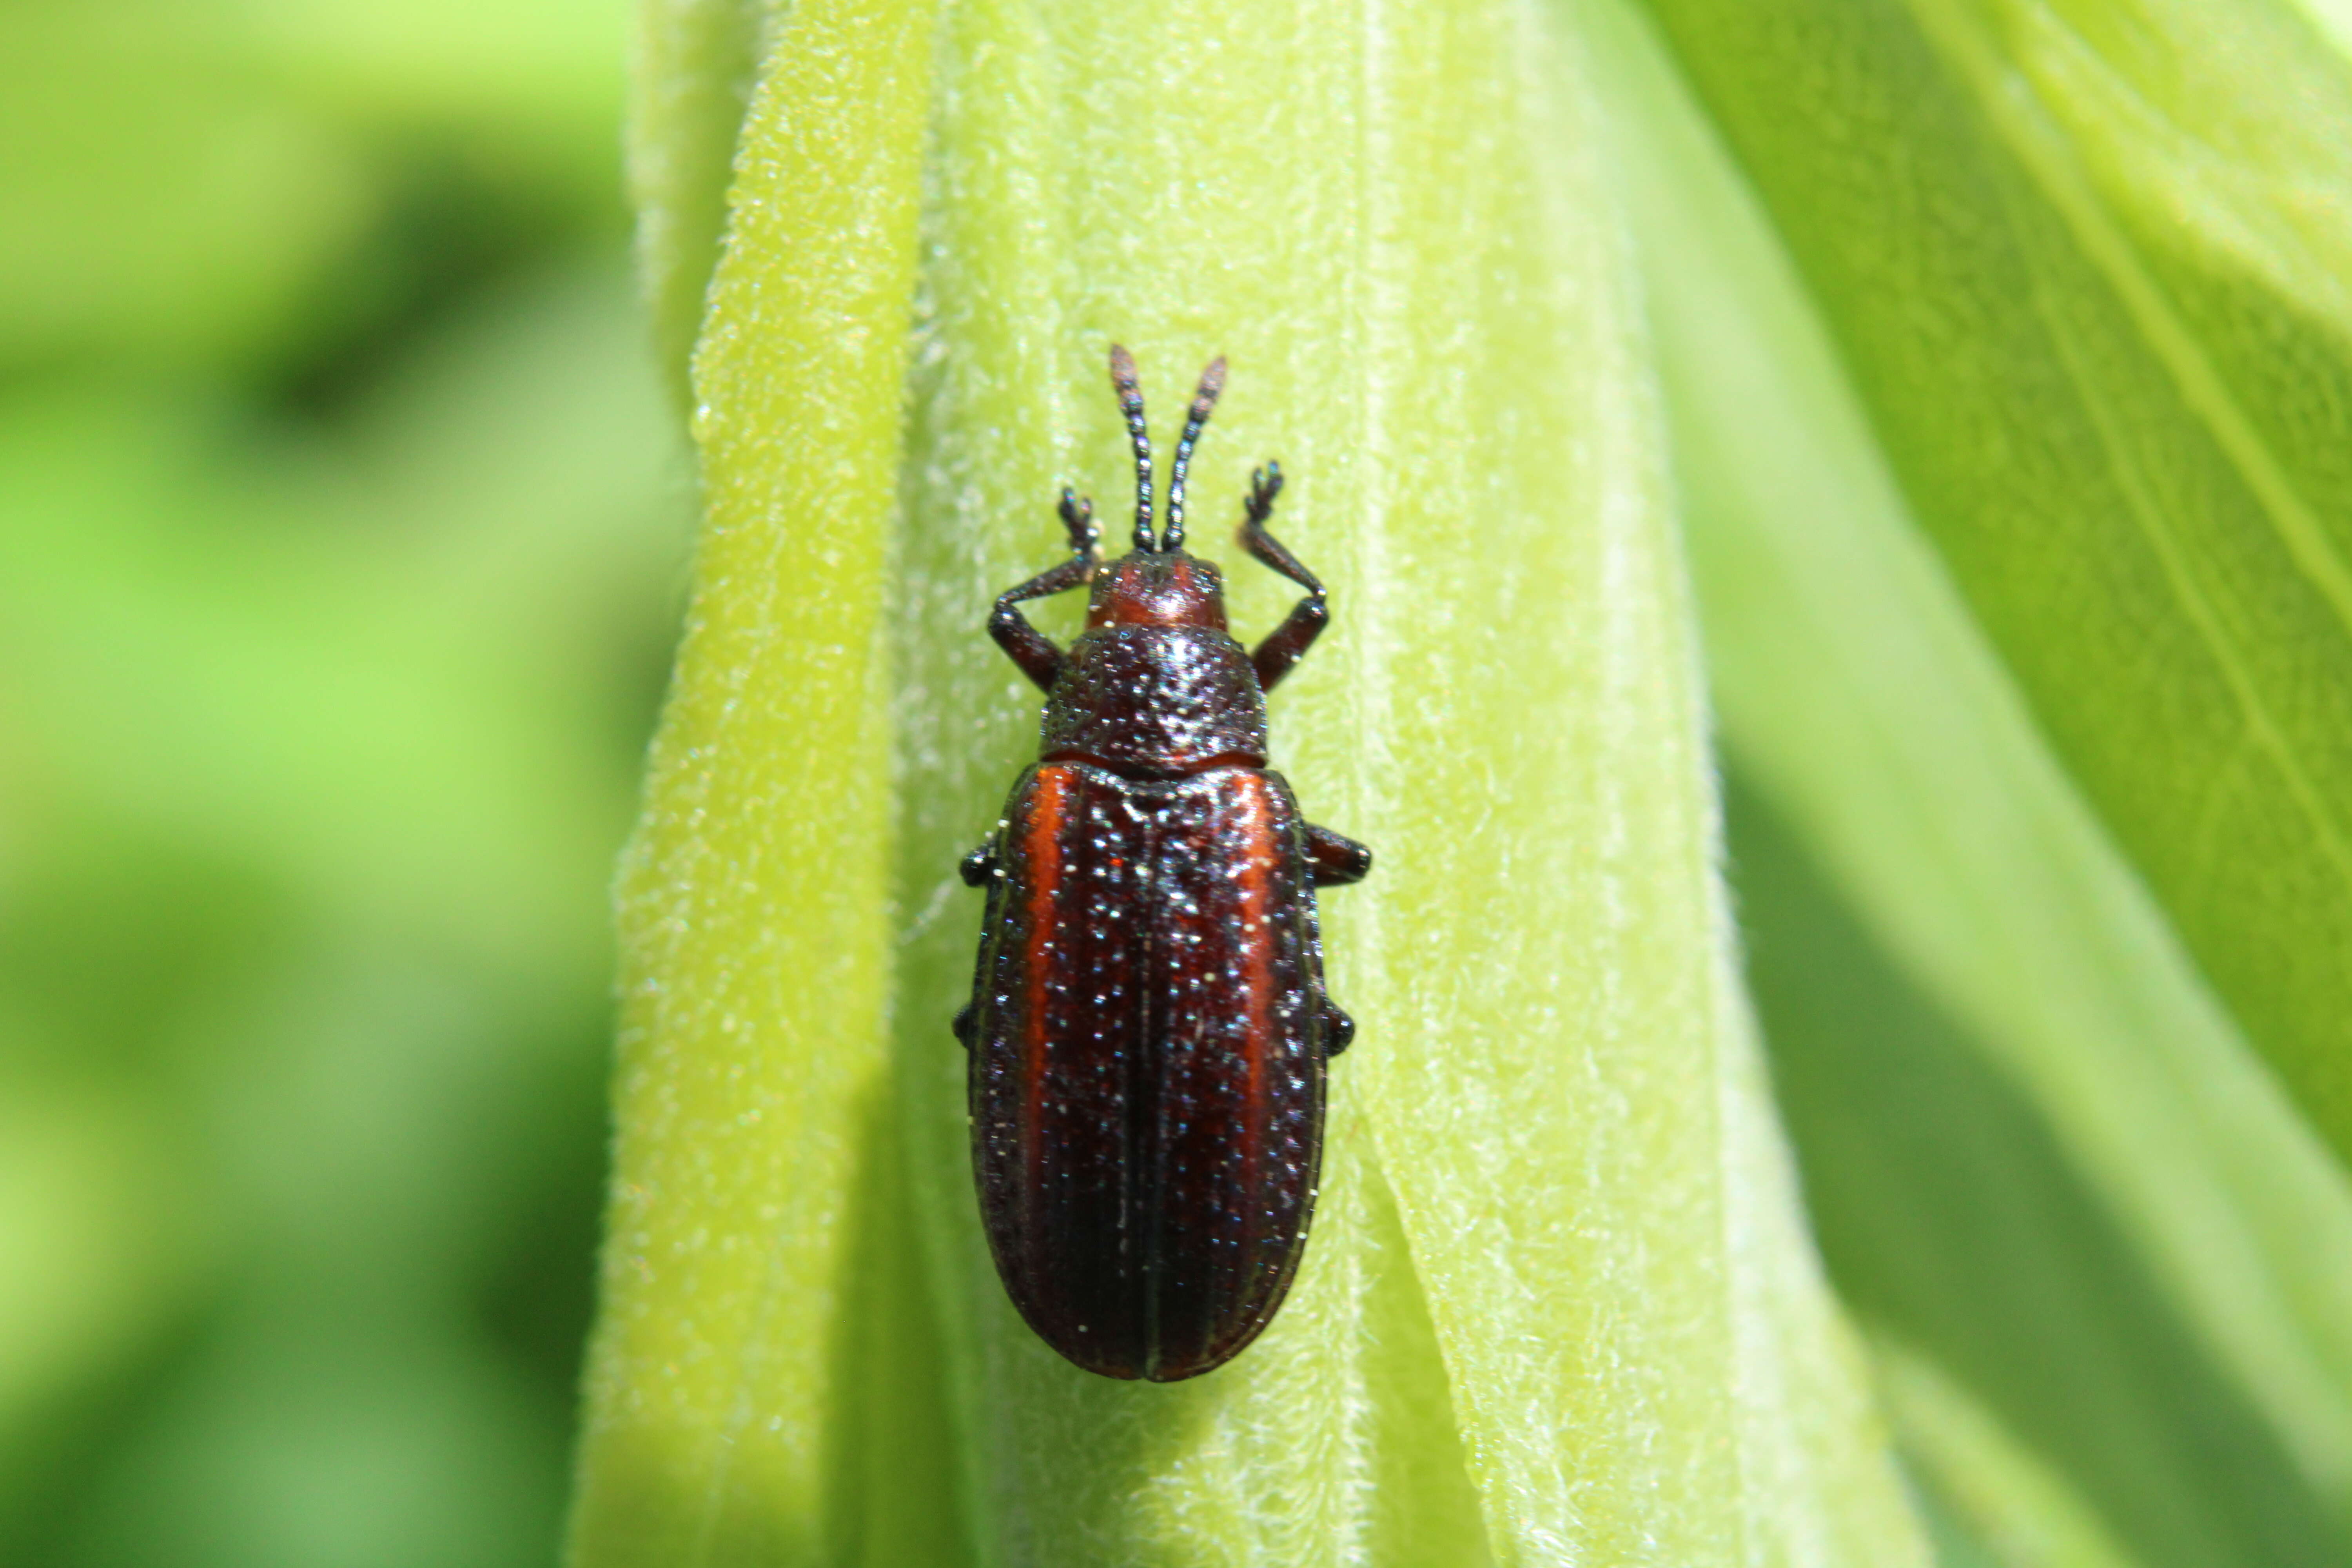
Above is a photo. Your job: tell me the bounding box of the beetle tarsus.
[1058,487,1101,560]
[1246,460,1284,526]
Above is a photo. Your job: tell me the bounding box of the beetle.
[956,345,1370,1382]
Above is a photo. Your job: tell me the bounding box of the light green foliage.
[0,0,626,375]
[576,0,1932,1564]
[628,0,769,407]
[1633,0,2352,1167]
[1595,0,2352,1564]
[0,0,681,1562]
[572,0,938,1559]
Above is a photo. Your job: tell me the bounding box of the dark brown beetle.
[956,345,1371,1381]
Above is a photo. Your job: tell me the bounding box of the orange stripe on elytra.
[1020,766,1074,1206]
[1230,776,1276,1228]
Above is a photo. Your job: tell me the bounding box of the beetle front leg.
[1237,463,1329,693]
[959,837,998,887]
[1303,822,1371,886]
[990,489,1102,693]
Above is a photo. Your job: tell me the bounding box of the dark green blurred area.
[0,1,685,1562]
[1722,767,2347,1568]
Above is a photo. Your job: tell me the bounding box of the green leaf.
[1584,0,2352,1562]
[567,0,935,1559]
[571,0,1927,1562]
[628,0,768,408]
[1872,1337,2147,1568]
[1629,0,2352,1166]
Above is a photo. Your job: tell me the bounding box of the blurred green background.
[0,0,684,1562]
[19,0,2352,1563]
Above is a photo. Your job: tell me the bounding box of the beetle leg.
[955,831,1005,1049]
[1237,463,1329,692]
[1321,1000,1356,1057]
[1303,823,1371,886]
[991,489,1102,693]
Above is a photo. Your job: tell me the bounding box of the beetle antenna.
[1109,344,1156,551]
[1162,356,1226,552]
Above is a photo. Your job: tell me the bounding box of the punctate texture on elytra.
[968,761,1328,1381]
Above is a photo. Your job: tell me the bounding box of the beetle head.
[1087,550,1229,630]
